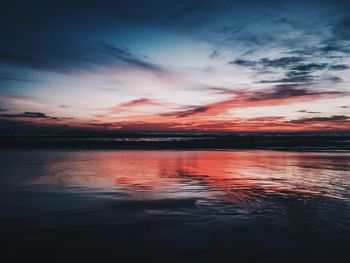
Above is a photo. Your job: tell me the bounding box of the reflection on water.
[1,150,350,262]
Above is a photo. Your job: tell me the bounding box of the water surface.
[1,150,350,262]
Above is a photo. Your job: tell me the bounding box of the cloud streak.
[0,112,49,118]
[161,85,348,119]
[290,115,349,124]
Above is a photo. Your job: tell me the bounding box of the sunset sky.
[1,0,350,132]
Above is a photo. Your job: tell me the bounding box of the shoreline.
[1,134,350,151]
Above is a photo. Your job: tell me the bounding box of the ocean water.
[1,149,350,262]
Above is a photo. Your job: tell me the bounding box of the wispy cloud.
[290,115,349,124]
[297,110,322,114]
[0,112,50,119]
[107,98,164,114]
[162,85,348,119]
[0,95,44,108]
[100,43,164,73]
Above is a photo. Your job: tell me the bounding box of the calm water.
[1,150,350,262]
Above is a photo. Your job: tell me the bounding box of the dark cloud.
[260,70,343,84]
[259,73,313,84]
[208,87,234,93]
[175,106,209,118]
[292,63,328,71]
[0,76,44,83]
[329,64,349,70]
[0,42,165,74]
[230,57,304,69]
[0,119,97,135]
[209,50,220,59]
[0,112,49,118]
[283,71,314,83]
[320,44,341,53]
[259,57,304,67]
[0,108,8,112]
[232,51,348,84]
[100,43,164,72]
[251,85,313,100]
[324,76,343,83]
[232,58,341,84]
[290,115,349,124]
[229,59,256,67]
[297,110,322,114]
[160,106,210,118]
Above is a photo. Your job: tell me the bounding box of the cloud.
[297,110,322,114]
[0,118,103,135]
[118,98,158,108]
[329,64,349,70]
[230,56,305,69]
[231,57,344,84]
[259,71,314,83]
[247,84,344,101]
[0,112,49,118]
[292,63,328,71]
[0,76,44,83]
[231,51,349,84]
[106,98,164,115]
[229,59,256,67]
[0,41,166,75]
[251,85,310,99]
[100,43,165,73]
[260,57,305,68]
[161,106,210,118]
[209,50,220,59]
[290,115,349,124]
[161,85,348,118]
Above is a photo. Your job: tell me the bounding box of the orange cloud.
[108,98,162,113]
[2,85,350,133]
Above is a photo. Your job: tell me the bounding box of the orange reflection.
[32,151,350,202]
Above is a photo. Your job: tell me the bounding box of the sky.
[1,0,350,133]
